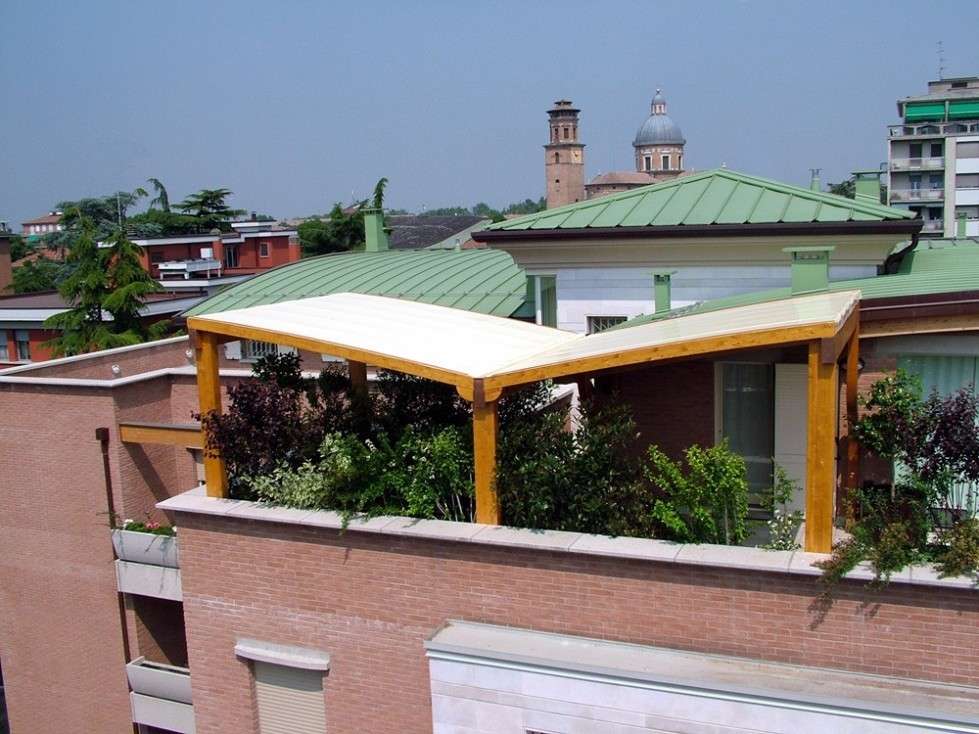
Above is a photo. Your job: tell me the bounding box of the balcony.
[889,121,979,138]
[889,188,944,202]
[112,529,182,601]
[158,258,223,280]
[921,219,945,233]
[890,156,944,171]
[127,657,195,733]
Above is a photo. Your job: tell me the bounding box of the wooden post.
[348,360,368,400]
[472,400,501,525]
[805,340,838,553]
[844,323,861,521]
[194,331,228,498]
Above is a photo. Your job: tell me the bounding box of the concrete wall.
[169,509,979,734]
[539,264,874,332]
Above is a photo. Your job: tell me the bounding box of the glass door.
[720,363,775,508]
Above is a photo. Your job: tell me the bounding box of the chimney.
[0,232,12,294]
[783,246,834,295]
[852,170,881,204]
[652,270,677,314]
[363,207,389,252]
[809,168,821,192]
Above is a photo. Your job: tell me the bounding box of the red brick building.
[2,253,979,732]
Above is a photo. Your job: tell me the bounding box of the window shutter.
[224,340,242,360]
[774,364,809,514]
[253,661,327,734]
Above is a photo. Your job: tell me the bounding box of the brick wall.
[173,513,979,734]
[597,360,715,460]
[18,336,191,379]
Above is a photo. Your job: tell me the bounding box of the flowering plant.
[121,518,176,536]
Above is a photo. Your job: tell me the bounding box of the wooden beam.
[859,314,979,339]
[348,360,368,399]
[843,322,861,524]
[473,400,501,525]
[483,322,837,393]
[819,306,858,365]
[119,422,204,449]
[805,340,838,553]
[194,331,228,498]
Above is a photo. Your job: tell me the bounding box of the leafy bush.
[819,371,979,592]
[645,441,749,545]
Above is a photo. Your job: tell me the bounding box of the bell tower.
[544,100,585,209]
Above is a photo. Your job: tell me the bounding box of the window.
[929,174,943,190]
[909,143,923,158]
[909,175,922,191]
[930,142,943,157]
[661,154,670,169]
[643,155,651,171]
[224,245,240,269]
[553,152,560,164]
[562,126,568,140]
[959,142,979,159]
[587,316,626,334]
[678,154,683,169]
[253,661,327,734]
[14,330,30,361]
[242,340,279,361]
[150,252,164,263]
[719,362,775,507]
[259,242,270,258]
[525,275,557,328]
[0,331,8,361]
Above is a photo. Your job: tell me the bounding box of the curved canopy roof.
[184,249,527,318]
[480,169,917,235]
[187,290,859,395]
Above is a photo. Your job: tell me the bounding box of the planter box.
[126,656,193,704]
[130,693,195,734]
[115,560,182,601]
[111,528,179,568]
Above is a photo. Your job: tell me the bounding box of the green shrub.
[935,518,979,580]
[761,464,803,550]
[645,441,749,545]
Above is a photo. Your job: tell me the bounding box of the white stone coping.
[425,620,979,730]
[235,638,330,671]
[157,489,978,591]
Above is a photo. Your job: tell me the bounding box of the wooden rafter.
[119,422,204,449]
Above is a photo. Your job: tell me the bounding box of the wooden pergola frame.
[185,299,859,553]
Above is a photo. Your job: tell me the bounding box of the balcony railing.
[112,529,182,600]
[127,657,195,734]
[920,219,945,233]
[890,157,945,171]
[158,257,223,280]
[889,188,944,202]
[889,121,979,137]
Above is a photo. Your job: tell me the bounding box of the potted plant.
[111,518,179,568]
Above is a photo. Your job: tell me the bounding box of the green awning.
[905,102,945,122]
[948,100,979,120]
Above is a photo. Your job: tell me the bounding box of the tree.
[298,204,365,257]
[8,234,30,262]
[44,213,166,356]
[147,178,171,212]
[175,188,246,230]
[372,177,388,209]
[827,177,888,205]
[12,260,61,294]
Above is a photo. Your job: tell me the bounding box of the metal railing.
[889,121,979,137]
[920,219,945,232]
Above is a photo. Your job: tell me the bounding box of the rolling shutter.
[254,661,327,734]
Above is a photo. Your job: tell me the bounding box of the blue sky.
[1,0,978,225]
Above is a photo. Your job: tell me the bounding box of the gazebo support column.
[348,360,368,399]
[194,331,228,498]
[843,324,861,523]
[805,340,838,553]
[472,399,501,525]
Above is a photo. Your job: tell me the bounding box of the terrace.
[181,287,861,553]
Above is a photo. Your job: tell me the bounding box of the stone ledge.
[158,490,977,591]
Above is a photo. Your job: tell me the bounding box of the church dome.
[633,89,685,146]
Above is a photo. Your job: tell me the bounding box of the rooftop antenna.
[937,41,946,80]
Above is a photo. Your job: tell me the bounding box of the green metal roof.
[485,169,915,232]
[184,249,527,317]
[614,238,979,331]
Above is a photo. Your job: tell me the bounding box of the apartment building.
[20,211,63,238]
[887,76,979,237]
[2,234,978,732]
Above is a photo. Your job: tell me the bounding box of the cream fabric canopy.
[186,290,859,390]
